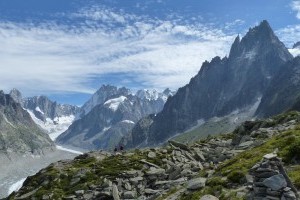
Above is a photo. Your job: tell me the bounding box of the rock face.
[248,154,298,200]
[129,20,293,148]
[21,95,80,123]
[256,57,300,117]
[0,91,54,156]
[56,85,174,150]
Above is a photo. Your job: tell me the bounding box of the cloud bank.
[0,5,236,98]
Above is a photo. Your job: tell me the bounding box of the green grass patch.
[218,128,300,184]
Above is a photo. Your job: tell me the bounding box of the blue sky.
[1,0,300,105]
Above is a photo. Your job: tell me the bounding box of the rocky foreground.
[6,111,300,200]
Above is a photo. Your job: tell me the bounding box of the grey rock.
[238,141,254,148]
[124,182,132,190]
[146,168,165,176]
[187,177,207,190]
[130,176,143,185]
[83,193,93,199]
[144,188,161,195]
[148,151,156,158]
[168,140,189,150]
[75,190,84,195]
[63,195,77,200]
[263,153,277,160]
[124,170,139,178]
[140,159,161,168]
[194,149,206,162]
[123,191,136,199]
[263,174,287,191]
[112,184,120,200]
[200,195,219,200]
[283,190,297,199]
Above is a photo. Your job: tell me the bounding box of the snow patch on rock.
[8,178,26,195]
[121,120,135,124]
[35,106,44,115]
[104,96,127,111]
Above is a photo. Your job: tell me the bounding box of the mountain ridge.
[56,85,174,150]
[126,20,294,148]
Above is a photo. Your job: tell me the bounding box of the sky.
[1,0,300,105]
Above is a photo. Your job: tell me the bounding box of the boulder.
[123,191,136,199]
[263,153,277,160]
[112,184,120,200]
[148,151,156,158]
[168,140,189,151]
[262,174,287,191]
[144,188,161,195]
[187,177,207,190]
[200,195,219,200]
[146,168,165,176]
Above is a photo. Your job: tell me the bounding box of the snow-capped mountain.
[9,89,81,140]
[56,85,174,150]
[80,85,130,117]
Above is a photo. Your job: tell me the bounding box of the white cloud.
[0,5,236,98]
[276,24,300,47]
[291,1,300,19]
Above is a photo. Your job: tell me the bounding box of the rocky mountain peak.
[9,88,23,104]
[229,20,291,62]
[81,84,131,116]
[293,41,300,49]
[0,90,17,107]
[163,88,174,96]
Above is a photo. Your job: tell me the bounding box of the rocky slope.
[56,85,174,150]
[0,91,54,157]
[7,111,300,200]
[128,20,293,148]
[9,89,80,140]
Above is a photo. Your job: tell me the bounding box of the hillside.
[7,111,300,199]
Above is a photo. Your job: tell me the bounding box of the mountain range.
[56,85,174,150]
[9,89,80,141]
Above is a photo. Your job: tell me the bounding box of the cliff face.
[0,91,54,155]
[256,57,300,117]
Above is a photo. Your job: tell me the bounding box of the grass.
[218,127,300,181]
[288,165,300,189]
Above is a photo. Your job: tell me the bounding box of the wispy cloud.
[276,24,300,47]
[0,5,236,98]
[291,1,300,19]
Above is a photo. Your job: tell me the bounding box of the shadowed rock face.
[256,57,300,117]
[0,91,54,155]
[129,20,293,147]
